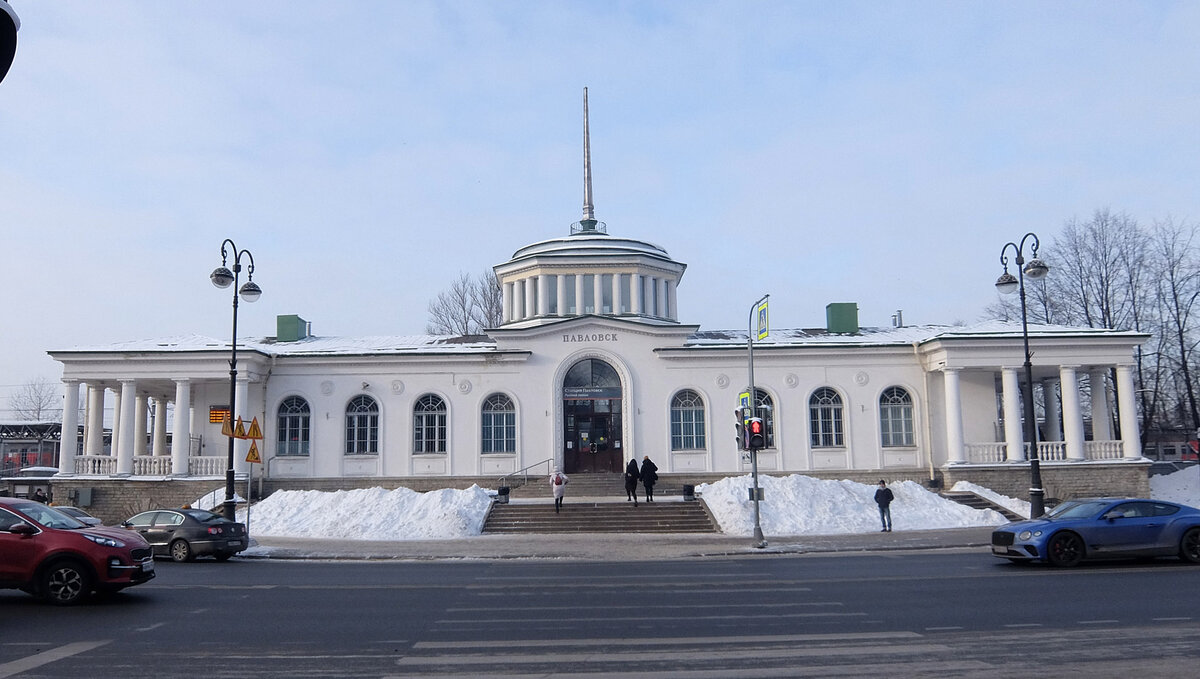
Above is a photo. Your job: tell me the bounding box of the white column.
[666,279,677,320]
[1059,366,1086,461]
[556,275,567,316]
[1116,364,1142,459]
[612,273,623,314]
[134,394,149,457]
[117,380,136,475]
[943,368,966,463]
[630,273,642,315]
[234,377,251,477]
[592,273,603,314]
[1089,369,1113,440]
[1042,378,1062,442]
[172,379,191,476]
[574,274,585,315]
[1001,368,1025,461]
[111,387,124,458]
[152,397,168,457]
[85,385,104,456]
[537,274,550,316]
[512,280,524,321]
[501,281,512,323]
[58,380,80,475]
[523,277,536,318]
[658,280,669,320]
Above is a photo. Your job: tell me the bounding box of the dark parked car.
[51,505,103,527]
[992,497,1200,567]
[0,497,155,605]
[122,508,247,562]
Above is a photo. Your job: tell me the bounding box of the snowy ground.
[189,467,1200,542]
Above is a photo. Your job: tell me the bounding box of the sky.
[211,469,1197,544]
[2,1,1198,412]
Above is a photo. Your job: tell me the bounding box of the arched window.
[345,395,378,455]
[753,388,776,449]
[481,393,515,454]
[880,386,915,447]
[809,387,844,448]
[276,396,310,457]
[414,394,447,454]
[670,390,706,451]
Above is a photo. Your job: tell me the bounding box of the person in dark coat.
[874,480,894,532]
[640,455,659,502]
[624,458,640,505]
[31,488,48,504]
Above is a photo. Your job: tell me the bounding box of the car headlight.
[1017,530,1043,540]
[83,533,125,548]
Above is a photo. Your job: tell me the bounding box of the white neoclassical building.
[48,94,1149,498]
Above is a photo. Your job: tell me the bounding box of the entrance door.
[562,358,623,474]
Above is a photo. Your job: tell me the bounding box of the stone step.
[940,491,1025,522]
[483,499,718,534]
[500,472,696,499]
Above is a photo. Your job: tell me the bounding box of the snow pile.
[239,485,494,540]
[697,475,1005,536]
[951,480,1030,519]
[1151,467,1200,507]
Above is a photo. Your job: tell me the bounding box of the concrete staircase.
[483,498,718,534]
[940,491,1025,521]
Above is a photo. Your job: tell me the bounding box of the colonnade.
[942,363,1141,463]
[502,272,677,324]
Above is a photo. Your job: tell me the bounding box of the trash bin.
[682,484,695,501]
[496,486,510,504]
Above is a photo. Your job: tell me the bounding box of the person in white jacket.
[550,470,569,513]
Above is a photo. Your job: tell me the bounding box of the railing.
[74,456,117,475]
[188,456,227,476]
[499,457,555,490]
[1085,440,1124,460]
[1037,441,1067,461]
[965,443,1008,463]
[966,440,1127,463]
[132,456,173,476]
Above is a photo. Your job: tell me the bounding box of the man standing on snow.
[874,480,894,532]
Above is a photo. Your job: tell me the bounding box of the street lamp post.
[210,239,261,521]
[996,233,1050,518]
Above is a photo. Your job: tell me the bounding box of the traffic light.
[734,409,745,450]
[748,417,765,450]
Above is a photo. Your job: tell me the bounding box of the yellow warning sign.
[245,440,261,464]
[233,417,247,440]
[246,416,263,440]
[221,414,234,438]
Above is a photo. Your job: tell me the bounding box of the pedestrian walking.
[640,455,658,502]
[874,479,894,532]
[550,469,569,513]
[624,458,640,505]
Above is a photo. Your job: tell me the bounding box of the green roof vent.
[277,314,310,342]
[826,303,859,334]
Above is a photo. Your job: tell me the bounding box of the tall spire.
[580,87,596,229]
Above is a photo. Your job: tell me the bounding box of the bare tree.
[426,271,503,336]
[1150,217,1200,433]
[1048,209,1147,330]
[8,377,60,421]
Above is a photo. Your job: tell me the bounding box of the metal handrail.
[498,457,554,490]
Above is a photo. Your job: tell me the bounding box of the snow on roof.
[51,321,1142,358]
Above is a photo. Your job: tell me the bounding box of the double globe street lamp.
[211,239,261,521]
[996,233,1050,518]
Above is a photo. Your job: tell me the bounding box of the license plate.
[991,545,1008,555]
[228,540,242,547]
[141,561,154,572]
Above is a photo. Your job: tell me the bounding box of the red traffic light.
[747,417,765,450]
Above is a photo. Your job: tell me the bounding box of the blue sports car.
[991,497,1200,567]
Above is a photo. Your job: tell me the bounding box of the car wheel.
[169,539,194,563]
[41,560,92,606]
[214,552,233,562]
[1047,532,1084,567]
[1180,527,1200,563]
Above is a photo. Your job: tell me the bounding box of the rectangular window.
[482,411,516,454]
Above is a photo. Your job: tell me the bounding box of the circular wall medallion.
[854,371,870,386]
[458,380,473,395]
[716,374,730,389]
[320,380,334,395]
[391,380,404,395]
[785,373,799,388]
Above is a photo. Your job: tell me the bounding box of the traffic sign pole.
[747,294,769,549]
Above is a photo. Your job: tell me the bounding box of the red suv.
[0,497,155,605]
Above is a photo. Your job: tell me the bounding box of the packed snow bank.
[1151,467,1200,507]
[697,475,1006,536]
[239,485,494,540]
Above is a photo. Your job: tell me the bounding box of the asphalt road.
[3,550,1200,678]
